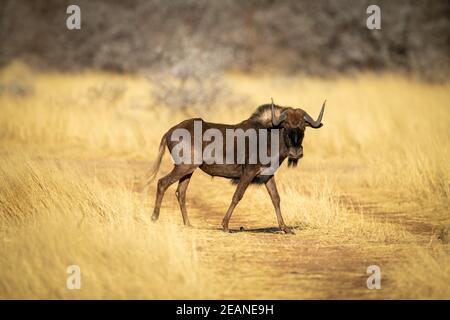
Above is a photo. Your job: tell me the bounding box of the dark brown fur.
[145,103,324,234]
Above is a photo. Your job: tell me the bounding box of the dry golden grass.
[0,155,221,299]
[0,61,449,299]
[389,245,450,299]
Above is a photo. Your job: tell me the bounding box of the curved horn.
[271,97,287,127]
[304,100,326,128]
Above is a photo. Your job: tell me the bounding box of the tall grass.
[0,155,219,299]
[390,245,450,299]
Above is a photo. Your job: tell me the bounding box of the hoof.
[151,215,159,222]
[282,227,295,234]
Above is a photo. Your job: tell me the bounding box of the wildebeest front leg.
[175,173,193,227]
[222,169,259,232]
[265,176,294,234]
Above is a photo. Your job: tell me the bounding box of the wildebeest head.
[271,98,325,167]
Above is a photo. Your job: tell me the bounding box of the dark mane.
[248,104,288,127]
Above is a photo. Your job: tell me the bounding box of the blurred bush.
[145,37,236,112]
[0,61,35,97]
[0,0,448,79]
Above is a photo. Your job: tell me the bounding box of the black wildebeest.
[143,99,325,234]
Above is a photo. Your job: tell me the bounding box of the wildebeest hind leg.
[175,173,193,226]
[152,165,196,222]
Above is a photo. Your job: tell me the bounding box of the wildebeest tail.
[139,133,167,192]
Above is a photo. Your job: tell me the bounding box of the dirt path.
[108,159,433,299]
[137,171,414,299]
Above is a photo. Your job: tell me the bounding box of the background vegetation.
[1,0,449,79]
